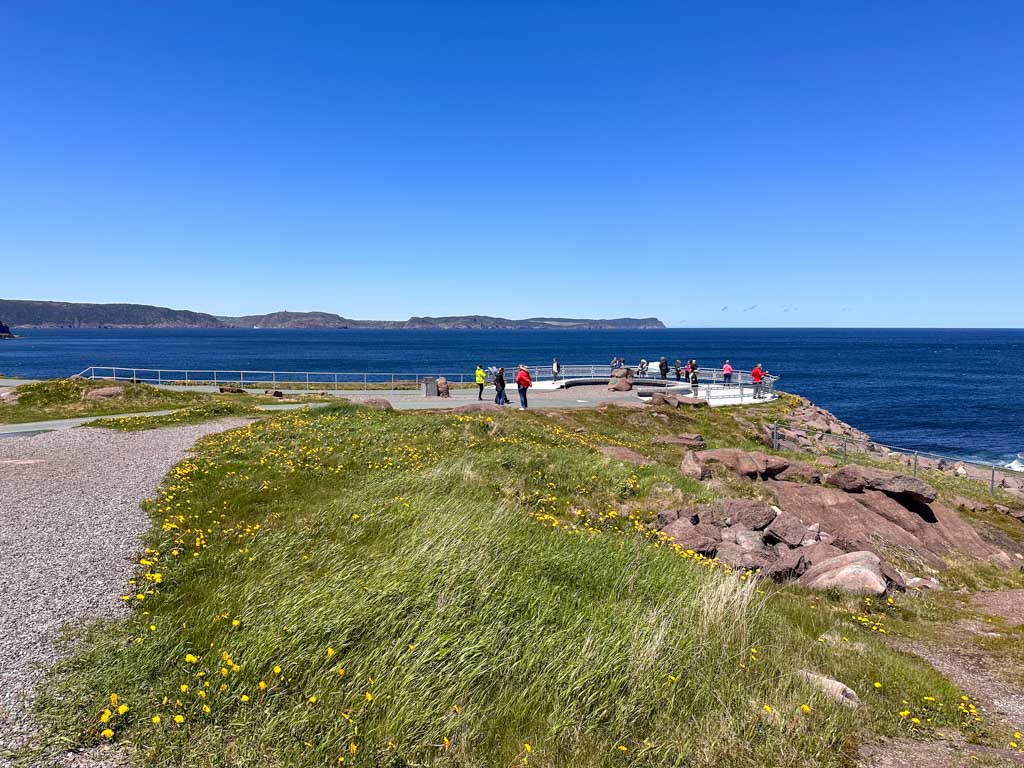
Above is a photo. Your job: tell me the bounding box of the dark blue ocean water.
[1,328,1021,465]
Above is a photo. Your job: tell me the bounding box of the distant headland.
[0,299,665,331]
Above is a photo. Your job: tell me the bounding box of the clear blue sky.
[2,1,1022,327]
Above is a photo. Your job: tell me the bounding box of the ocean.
[1,327,1021,467]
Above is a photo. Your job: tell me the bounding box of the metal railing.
[77,363,779,397]
[769,420,1024,495]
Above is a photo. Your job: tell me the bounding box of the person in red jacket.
[515,364,532,410]
[751,363,765,399]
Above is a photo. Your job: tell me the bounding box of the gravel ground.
[0,420,252,767]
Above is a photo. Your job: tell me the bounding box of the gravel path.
[0,420,252,767]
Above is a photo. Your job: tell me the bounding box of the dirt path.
[860,590,1024,767]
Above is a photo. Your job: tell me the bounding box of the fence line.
[768,419,1023,494]
[76,363,780,398]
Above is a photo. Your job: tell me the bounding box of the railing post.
[158,370,162,385]
[185,370,189,386]
[306,372,310,391]
[842,436,848,460]
[772,421,779,450]
[991,465,996,494]
[913,451,919,477]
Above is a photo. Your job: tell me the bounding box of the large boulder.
[695,449,790,480]
[660,519,720,554]
[825,464,937,504]
[764,549,807,582]
[797,551,888,595]
[679,451,711,481]
[361,397,393,410]
[82,386,124,401]
[608,367,634,391]
[765,480,1001,569]
[704,498,777,530]
[774,460,823,484]
[715,541,773,569]
[0,319,11,337]
[764,511,809,546]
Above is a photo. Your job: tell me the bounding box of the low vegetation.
[0,378,331,425]
[32,400,1023,767]
[84,402,262,431]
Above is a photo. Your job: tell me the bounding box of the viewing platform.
[74,363,779,409]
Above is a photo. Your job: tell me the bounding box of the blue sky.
[1,1,1022,327]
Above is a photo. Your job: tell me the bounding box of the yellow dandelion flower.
[524,743,532,752]
[365,691,373,702]
[349,743,358,756]
[100,709,112,723]
[180,684,188,694]
[174,714,185,724]
[240,695,250,703]
[443,736,451,751]
[617,745,628,752]
[327,647,335,657]
[184,654,198,664]
[101,728,114,739]
[762,704,772,713]
[273,665,282,675]
[800,704,811,713]
[109,693,119,706]
[151,715,161,724]
[117,704,128,715]
[308,696,318,704]
[258,680,267,690]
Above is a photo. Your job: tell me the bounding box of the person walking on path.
[494,367,508,405]
[552,357,562,383]
[475,365,486,400]
[722,359,733,385]
[515,365,533,410]
[659,357,669,379]
[674,359,683,381]
[751,363,765,399]
[689,360,700,396]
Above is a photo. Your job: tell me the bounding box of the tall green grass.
[34,404,973,767]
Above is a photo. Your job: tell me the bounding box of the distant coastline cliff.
[0,300,665,331]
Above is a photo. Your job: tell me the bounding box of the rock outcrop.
[0,319,12,338]
[655,443,1011,590]
[608,367,634,392]
[797,551,888,595]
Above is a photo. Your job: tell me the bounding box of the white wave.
[1005,454,1024,473]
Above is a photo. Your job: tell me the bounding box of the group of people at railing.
[609,356,771,399]
[477,356,774,406]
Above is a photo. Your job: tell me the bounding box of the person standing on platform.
[475,364,486,400]
[515,364,532,410]
[494,367,508,405]
[752,363,765,399]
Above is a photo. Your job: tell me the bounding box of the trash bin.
[421,376,438,397]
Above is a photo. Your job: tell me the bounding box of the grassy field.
[0,379,330,425]
[31,400,1020,768]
